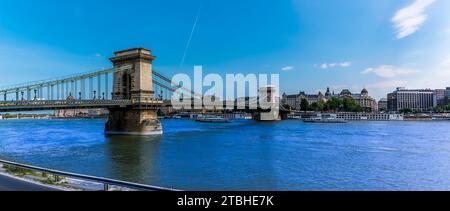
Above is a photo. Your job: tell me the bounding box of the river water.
[0,119,450,191]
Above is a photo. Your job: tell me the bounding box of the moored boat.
[196,117,232,123]
[303,113,348,123]
[303,118,348,123]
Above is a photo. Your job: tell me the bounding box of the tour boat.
[303,114,348,124]
[303,118,348,124]
[196,117,232,123]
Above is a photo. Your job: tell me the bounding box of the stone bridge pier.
[105,48,163,136]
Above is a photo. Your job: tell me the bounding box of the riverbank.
[0,171,60,191]
[0,163,135,191]
[0,164,70,191]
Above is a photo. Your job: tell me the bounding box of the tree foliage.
[430,104,450,113]
[293,97,362,112]
[300,98,309,112]
[323,97,362,112]
[400,108,413,114]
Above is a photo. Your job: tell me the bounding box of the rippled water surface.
[1,119,450,190]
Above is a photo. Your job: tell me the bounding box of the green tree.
[342,97,362,112]
[300,98,309,112]
[342,97,353,111]
[321,101,330,112]
[322,97,362,112]
[432,106,444,113]
[326,97,341,112]
[310,102,322,112]
[401,108,413,114]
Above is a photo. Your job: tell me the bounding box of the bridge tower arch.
[105,48,163,136]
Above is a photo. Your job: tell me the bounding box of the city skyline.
[0,0,450,100]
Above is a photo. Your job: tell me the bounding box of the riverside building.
[434,88,450,106]
[387,88,435,112]
[378,98,388,112]
[281,91,326,110]
[282,87,378,112]
[339,88,378,113]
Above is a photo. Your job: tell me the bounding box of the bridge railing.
[0,159,179,191]
[130,99,164,105]
[0,99,133,107]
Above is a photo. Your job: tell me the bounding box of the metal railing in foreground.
[0,159,179,191]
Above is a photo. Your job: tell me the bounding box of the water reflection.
[104,135,162,184]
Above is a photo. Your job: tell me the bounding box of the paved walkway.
[0,173,59,191]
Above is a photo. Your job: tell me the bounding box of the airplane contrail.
[180,5,203,68]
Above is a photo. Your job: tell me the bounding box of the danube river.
[1,119,450,191]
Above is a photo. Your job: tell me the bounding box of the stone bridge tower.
[256,86,281,121]
[105,48,163,136]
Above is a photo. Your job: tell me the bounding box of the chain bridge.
[0,48,286,135]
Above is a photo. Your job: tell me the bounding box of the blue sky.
[0,0,449,100]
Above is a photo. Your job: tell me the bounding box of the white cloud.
[362,65,418,78]
[367,80,408,89]
[339,62,352,67]
[281,66,294,71]
[317,62,352,69]
[392,0,435,39]
[330,85,349,90]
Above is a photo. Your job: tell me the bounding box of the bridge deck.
[0,100,163,112]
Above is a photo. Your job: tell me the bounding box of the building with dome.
[282,87,378,112]
[336,88,378,112]
[353,88,378,112]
